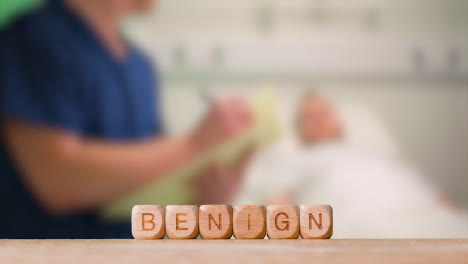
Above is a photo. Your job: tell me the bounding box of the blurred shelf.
[161,71,468,85]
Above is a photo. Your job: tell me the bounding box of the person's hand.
[188,147,256,205]
[189,97,253,152]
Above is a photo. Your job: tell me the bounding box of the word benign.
[132,205,333,239]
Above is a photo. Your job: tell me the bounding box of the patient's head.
[296,93,343,144]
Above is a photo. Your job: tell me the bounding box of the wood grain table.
[1,239,467,264]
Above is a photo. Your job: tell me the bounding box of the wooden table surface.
[1,239,467,264]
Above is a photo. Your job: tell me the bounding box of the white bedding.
[236,104,468,238]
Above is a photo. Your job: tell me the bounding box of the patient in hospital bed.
[236,92,468,238]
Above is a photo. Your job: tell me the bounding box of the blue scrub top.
[0,0,162,238]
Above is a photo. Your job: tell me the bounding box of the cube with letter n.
[199,205,233,239]
[299,205,333,239]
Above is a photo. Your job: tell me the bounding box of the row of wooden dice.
[132,204,333,239]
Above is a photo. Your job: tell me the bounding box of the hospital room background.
[2,0,467,238]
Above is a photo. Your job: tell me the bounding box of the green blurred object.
[0,0,43,30]
[101,89,283,220]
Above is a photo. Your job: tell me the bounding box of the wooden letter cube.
[199,205,233,239]
[266,205,299,239]
[166,205,199,239]
[132,205,165,239]
[300,205,333,239]
[233,205,266,239]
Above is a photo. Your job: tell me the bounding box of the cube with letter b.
[132,205,165,239]
[300,205,333,239]
[199,205,233,239]
[266,205,300,239]
[166,205,199,239]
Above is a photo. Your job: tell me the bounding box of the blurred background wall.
[123,0,468,208]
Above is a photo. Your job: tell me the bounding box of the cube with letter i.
[233,205,266,239]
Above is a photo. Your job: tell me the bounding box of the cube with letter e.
[165,205,199,239]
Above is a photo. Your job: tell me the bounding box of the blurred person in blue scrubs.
[0,0,252,238]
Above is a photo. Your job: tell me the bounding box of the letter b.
[132,205,165,239]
